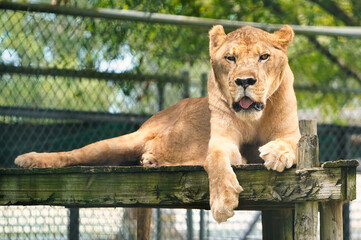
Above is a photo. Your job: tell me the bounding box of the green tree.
[1,0,360,122]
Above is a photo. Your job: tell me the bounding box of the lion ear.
[209,25,226,55]
[272,25,294,48]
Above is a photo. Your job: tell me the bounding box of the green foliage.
[1,0,361,122]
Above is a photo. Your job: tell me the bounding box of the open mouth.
[232,97,264,112]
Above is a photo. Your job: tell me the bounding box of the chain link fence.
[1,2,361,240]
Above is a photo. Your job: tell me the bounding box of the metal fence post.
[182,71,190,99]
[201,73,207,97]
[156,209,162,240]
[68,208,79,240]
[199,210,205,240]
[157,82,164,112]
[343,202,350,240]
[187,209,193,240]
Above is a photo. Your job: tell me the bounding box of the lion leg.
[259,138,298,172]
[15,131,147,168]
[137,208,152,240]
[204,137,245,223]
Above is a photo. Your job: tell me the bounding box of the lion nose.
[235,78,257,88]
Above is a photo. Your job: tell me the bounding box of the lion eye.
[259,54,270,62]
[225,56,236,62]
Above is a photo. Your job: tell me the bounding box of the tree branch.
[306,36,361,85]
[308,0,358,26]
[263,0,361,86]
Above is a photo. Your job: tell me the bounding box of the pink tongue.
[240,97,254,109]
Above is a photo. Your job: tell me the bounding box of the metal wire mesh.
[0,206,68,239]
[1,3,361,240]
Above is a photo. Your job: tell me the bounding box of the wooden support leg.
[137,208,152,240]
[320,201,343,240]
[294,202,318,240]
[262,209,293,240]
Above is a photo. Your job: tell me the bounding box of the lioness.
[15,25,300,224]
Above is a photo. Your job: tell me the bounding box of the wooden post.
[294,119,319,240]
[297,120,319,168]
[320,202,343,240]
[137,208,152,240]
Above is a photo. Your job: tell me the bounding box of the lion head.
[208,25,294,120]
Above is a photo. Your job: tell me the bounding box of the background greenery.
[1,0,361,124]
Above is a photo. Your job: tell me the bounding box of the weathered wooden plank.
[1,158,358,175]
[295,119,319,240]
[344,167,357,201]
[0,164,351,209]
[324,160,358,201]
[322,159,359,168]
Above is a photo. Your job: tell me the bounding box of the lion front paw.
[209,169,243,223]
[15,152,62,168]
[259,140,296,172]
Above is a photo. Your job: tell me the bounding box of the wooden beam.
[0,161,357,209]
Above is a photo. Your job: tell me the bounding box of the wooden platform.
[0,120,359,240]
[0,160,358,209]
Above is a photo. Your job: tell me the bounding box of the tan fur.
[15,26,300,224]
